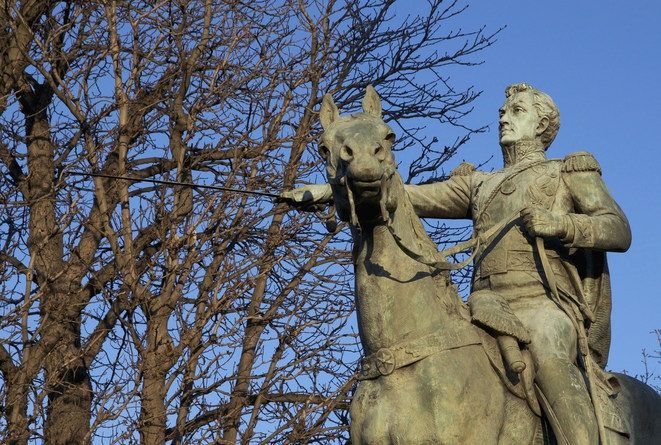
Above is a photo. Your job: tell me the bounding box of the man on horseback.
[281,83,632,444]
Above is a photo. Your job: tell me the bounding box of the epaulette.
[562,151,602,176]
[450,161,476,177]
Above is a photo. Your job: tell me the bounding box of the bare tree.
[633,331,661,395]
[0,1,498,443]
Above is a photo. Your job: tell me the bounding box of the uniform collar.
[501,140,546,168]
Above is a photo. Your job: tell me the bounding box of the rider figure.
[282,83,631,444]
[406,83,631,444]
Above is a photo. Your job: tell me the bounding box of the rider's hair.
[504,83,560,150]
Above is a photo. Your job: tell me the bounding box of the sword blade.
[69,172,280,198]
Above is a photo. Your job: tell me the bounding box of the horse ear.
[320,93,339,131]
[362,85,382,118]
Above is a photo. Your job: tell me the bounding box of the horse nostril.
[374,145,383,158]
[341,146,353,161]
[319,145,330,161]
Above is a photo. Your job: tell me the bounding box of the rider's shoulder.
[561,151,602,176]
[450,162,477,178]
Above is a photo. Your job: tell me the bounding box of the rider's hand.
[277,183,333,212]
[520,207,568,239]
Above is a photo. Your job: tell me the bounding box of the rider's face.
[498,92,541,146]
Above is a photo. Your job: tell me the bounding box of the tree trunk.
[140,306,175,445]
[4,371,29,445]
[24,97,92,445]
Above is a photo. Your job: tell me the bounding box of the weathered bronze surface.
[282,86,661,444]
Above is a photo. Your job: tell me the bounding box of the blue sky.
[406,1,661,376]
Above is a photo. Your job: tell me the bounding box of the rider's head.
[500,83,560,150]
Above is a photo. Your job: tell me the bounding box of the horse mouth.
[351,179,381,198]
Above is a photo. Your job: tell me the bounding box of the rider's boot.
[535,358,599,445]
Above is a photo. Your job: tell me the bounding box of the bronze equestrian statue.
[282,85,661,444]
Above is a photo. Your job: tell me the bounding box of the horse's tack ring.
[375,348,395,376]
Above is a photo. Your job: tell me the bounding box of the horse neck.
[352,174,465,353]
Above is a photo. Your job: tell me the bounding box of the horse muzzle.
[350,179,382,198]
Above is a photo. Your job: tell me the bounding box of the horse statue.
[315,86,661,444]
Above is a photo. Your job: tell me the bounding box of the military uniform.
[405,150,631,444]
[406,151,630,353]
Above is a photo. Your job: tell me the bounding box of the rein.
[379,186,478,270]
[343,174,522,271]
[381,177,524,271]
[388,208,524,272]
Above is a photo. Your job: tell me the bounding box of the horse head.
[318,86,400,225]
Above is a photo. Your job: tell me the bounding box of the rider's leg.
[535,358,599,445]
[512,298,599,445]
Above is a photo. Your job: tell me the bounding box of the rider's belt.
[359,326,482,380]
[478,249,565,278]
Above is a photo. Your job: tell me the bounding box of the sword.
[70,172,339,232]
[69,172,280,198]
